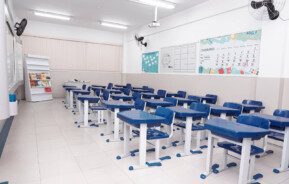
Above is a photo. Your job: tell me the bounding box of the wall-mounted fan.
[135,34,148,47]
[248,0,286,20]
[14,18,27,36]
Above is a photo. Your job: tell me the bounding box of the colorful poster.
[160,43,197,73]
[199,30,262,75]
[142,51,159,73]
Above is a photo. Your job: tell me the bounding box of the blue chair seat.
[89,105,107,111]
[268,131,284,142]
[217,141,264,156]
[174,122,205,131]
[132,129,169,140]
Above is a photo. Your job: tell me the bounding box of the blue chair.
[123,88,131,96]
[102,90,110,101]
[93,88,101,97]
[82,84,86,90]
[268,109,289,142]
[107,83,113,89]
[134,99,145,111]
[132,92,141,101]
[177,91,186,98]
[164,97,177,106]
[156,89,167,99]
[143,86,149,89]
[131,107,175,164]
[87,86,91,92]
[173,102,210,152]
[215,115,270,182]
[147,88,154,93]
[188,95,201,103]
[126,83,132,89]
[206,94,218,104]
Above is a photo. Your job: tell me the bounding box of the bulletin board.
[160,43,197,73]
[199,30,262,75]
[142,51,159,73]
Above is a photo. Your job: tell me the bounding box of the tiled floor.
[0,99,289,184]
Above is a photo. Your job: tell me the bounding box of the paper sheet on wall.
[160,43,197,73]
[142,51,159,73]
[199,30,262,75]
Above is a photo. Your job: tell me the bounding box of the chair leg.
[155,140,160,160]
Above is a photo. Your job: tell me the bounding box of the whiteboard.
[160,43,197,73]
[199,30,261,75]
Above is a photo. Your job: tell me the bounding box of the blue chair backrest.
[206,94,218,104]
[237,115,270,129]
[164,97,177,106]
[223,102,242,116]
[103,90,110,101]
[157,89,167,98]
[94,88,101,96]
[148,88,154,93]
[155,107,174,126]
[273,109,289,118]
[134,99,145,110]
[126,84,132,88]
[107,83,113,89]
[190,102,210,117]
[123,88,131,95]
[188,95,201,103]
[132,92,141,101]
[177,91,186,98]
[82,84,86,90]
[242,100,263,106]
[143,86,149,89]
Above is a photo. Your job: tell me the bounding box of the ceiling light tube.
[130,0,175,9]
[100,21,128,29]
[34,11,70,21]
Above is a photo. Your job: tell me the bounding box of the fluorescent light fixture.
[34,11,70,21]
[130,0,175,9]
[100,21,128,30]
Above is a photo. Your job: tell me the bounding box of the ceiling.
[12,0,208,32]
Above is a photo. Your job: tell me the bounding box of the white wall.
[122,0,289,113]
[24,20,124,45]
[123,0,289,77]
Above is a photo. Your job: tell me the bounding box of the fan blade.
[251,1,264,9]
[266,3,279,20]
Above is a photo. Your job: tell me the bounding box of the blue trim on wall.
[0,116,14,158]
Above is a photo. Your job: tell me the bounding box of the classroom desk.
[202,118,269,184]
[111,94,133,101]
[166,92,178,97]
[106,89,122,94]
[132,87,144,90]
[167,106,207,156]
[188,95,215,104]
[65,87,81,109]
[251,113,289,173]
[144,99,174,110]
[142,92,159,99]
[92,85,106,88]
[131,89,151,93]
[239,104,265,113]
[63,86,76,106]
[117,110,167,169]
[209,104,241,119]
[102,100,134,141]
[77,95,100,127]
[172,97,195,108]
[73,90,91,113]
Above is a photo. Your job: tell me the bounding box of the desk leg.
[78,100,84,123]
[276,127,289,172]
[238,138,252,184]
[83,100,89,127]
[105,111,113,135]
[203,100,207,104]
[69,91,73,109]
[205,132,214,176]
[65,91,69,105]
[220,113,227,119]
[113,108,120,141]
[184,117,193,155]
[249,110,254,114]
[183,103,188,108]
[139,124,147,168]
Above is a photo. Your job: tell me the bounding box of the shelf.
[31,92,52,95]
